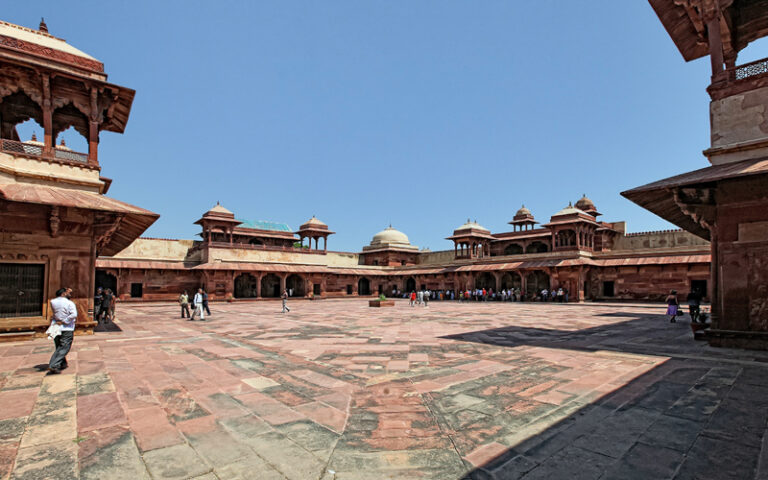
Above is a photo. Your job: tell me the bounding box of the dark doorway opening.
[603,281,615,297]
[130,283,143,298]
[313,284,321,295]
[95,270,118,296]
[346,285,353,295]
[405,277,416,293]
[358,278,371,296]
[691,279,707,298]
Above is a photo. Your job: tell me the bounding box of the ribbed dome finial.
[39,18,48,33]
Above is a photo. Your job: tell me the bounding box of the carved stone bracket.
[672,186,717,233]
[95,213,125,254]
[49,206,60,238]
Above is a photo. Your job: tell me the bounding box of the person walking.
[179,290,190,319]
[687,288,702,322]
[282,288,290,313]
[93,287,103,322]
[665,290,679,323]
[410,291,416,306]
[190,288,205,321]
[48,287,76,374]
[417,290,423,306]
[202,290,211,316]
[424,289,430,307]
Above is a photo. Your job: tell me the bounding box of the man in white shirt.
[48,287,77,374]
[190,288,205,321]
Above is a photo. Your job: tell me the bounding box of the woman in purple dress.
[665,290,679,323]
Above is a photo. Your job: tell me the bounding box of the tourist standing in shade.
[101,288,113,323]
[666,290,679,323]
[48,287,76,374]
[282,288,290,313]
[190,288,205,321]
[179,290,190,319]
[94,287,103,322]
[202,290,211,316]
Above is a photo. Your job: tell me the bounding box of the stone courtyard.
[1,300,768,480]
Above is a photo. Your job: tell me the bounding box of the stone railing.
[0,138,88,163]
[731,57,768,81]
[207,241,326,255]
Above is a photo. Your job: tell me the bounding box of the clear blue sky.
[7,2,768,252]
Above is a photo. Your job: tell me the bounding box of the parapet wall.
[112,238,197,261]
[417,250,455,265]
[612,229,709,252]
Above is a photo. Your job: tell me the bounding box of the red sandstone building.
[624,1,768,348]
[0,20,156,338]
[95,198,711,305]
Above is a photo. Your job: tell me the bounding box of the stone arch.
[234,273,258,298]
[0,90,43,140]
[500,271,522,290]
[286,274,305,297]
[503,243,524,255]
[475,272,496,290]
[526,241,549,253]
[52,102,89,143]
[525,271,550,297]
[358,277,371,296]
[405,277,416,293]
[260,273,280,298]
[556,230,576,248]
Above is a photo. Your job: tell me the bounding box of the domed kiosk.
[447,219,495,260]
[361,225,419,266]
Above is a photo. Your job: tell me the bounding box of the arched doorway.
[260,274,280,298]
[500,272,522,290]
[526,241,549,253]
[474,272,496,290]
[504,244,524,255]
[525,271,550,297]
[286,274,305,297]
[405,277,416,293]
[234,274,258,298]
[95,270,118,295]
[358,277,371,296]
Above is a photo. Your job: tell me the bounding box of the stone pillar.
[323,236,327,252]
[279,274,287,294]
[42,74,53,156]
[705,2,726,81]
[88,88,100,165]
[255,274,262,298]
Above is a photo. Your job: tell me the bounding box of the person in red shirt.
[410,291,416,307]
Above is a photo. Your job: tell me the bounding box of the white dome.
[371,226,410,246]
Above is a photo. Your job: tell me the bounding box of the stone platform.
[1,299,768,479]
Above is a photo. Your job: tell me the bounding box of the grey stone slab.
[274,420,340,457]
[214,456,285,479]
[488,454,538,479]
[11,442,78,480]
[666,385,722,421]
[241,431,325,480]
[519,446,613,480]
[632,381,691,412]
[185,429,254,467]
[600,442,683,480]
[639,414,704,452]
[80,430,150,480]
[142,443,211,480]
[674,434,760,480]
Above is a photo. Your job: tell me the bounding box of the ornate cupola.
[194,202,242,244]
[447,219,495,260]
[544,202,599,252]
[296,216,335,251]
[574,194,601,217]
[508,204,538,231]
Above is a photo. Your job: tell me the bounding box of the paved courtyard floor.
[2,300,768,480]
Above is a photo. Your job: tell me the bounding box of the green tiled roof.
[236,219,293,232]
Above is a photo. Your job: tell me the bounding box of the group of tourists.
[396,287,570,304]
[93,287,116,323]
[179,288,211,321]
